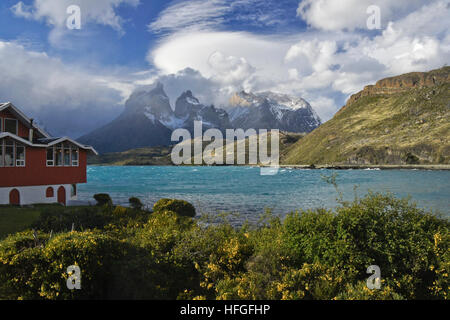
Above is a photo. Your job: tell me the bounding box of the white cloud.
[285,39,338,73]
[0,40,129,137]
[149,0,292,33]
[207,51,256,85]
[296,0,431,31]
[306,96,339,122]
[147,0,449,123]
[149,0,229,33]
[150,31,292,83]
[11,0,139,45]
[4,0,446,133]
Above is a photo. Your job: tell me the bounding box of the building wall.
[0,109,30,139]
[0,184,77,205]
[0,147,88,188]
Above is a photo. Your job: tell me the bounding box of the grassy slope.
[88,132,304,166]
[283,79,450,165]
[0,206,42,239]
[88,145,173,166]
[0,205,97,239]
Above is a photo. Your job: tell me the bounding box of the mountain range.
[79,84,321,153]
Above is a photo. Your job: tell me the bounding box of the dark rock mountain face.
[79,84,321,154]
[79,84,232,153]
[174,90,232,133]
[78,84,173,154]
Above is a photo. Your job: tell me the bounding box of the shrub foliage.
[0,193,448,300]
[153,198,196,218]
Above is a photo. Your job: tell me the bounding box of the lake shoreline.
[89,163,450,171]
[276,164,450,170]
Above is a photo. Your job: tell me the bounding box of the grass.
[282,80,450,165]
[88,145,173,166]
[0,206,42,239]
[0,204,94,239]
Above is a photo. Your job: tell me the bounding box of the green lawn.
[0,204,62,239]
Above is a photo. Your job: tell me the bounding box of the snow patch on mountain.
[160,115,187,130]
[228,107,251,122]
[186,96,200,105]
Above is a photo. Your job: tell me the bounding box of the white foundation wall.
[0,184,77,205]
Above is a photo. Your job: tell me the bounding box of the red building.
[0,102,97,205]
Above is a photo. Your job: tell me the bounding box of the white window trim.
[0,140,27,167]
[46,146,55,167]
[15,143,26,167]
[56,145,63,167]
[72,147,79,167]
[4,140,15,167]
[63,145,71,167]
[0,139,3,167]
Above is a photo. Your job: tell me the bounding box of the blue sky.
[0,0,448,137]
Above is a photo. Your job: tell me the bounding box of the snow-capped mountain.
[228,91,321,133]
[79,85,321,153]
[79,84,231,153]
[78,83,173,153]
[174,90,231,132]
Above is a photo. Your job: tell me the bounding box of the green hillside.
[88,145,173,166]
[283,67,450,165]
[88,132,304,166]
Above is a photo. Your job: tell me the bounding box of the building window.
[0,139,26,167]
[72,148,79,166]
[64,145,71,166]
[56,145,63,166]
[48,143,80,167]
[46,187,54,198]
[0,140,3,167]
[4,139,15,167]
[4,118,18,135]
[16,144,25,167]
[71,184,77,197]
[47,147,54,166]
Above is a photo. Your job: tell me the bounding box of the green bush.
[133,210,196,299]
[129,197,144,210]
[153,199,196,218]
[279,193,449,299]
[0,193,448,300]
[93,194,113,207]
[32,206,111,233]
[0,230,131,299]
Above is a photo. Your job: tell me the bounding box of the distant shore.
[89,163,450,170]
[275,164,450,170]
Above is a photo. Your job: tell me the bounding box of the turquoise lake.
[78,166,450,223]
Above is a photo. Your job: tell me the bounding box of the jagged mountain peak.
[79,85,320,153]
[228,90,321,133]
[229,91,263,107]
[123,83,173,127]
[229,90,312,111]
[177,90,201,106]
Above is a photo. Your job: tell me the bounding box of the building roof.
[0,132,98,155]
[0,103,98,155]
[0,102,50,139]
[37,137,62,144]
